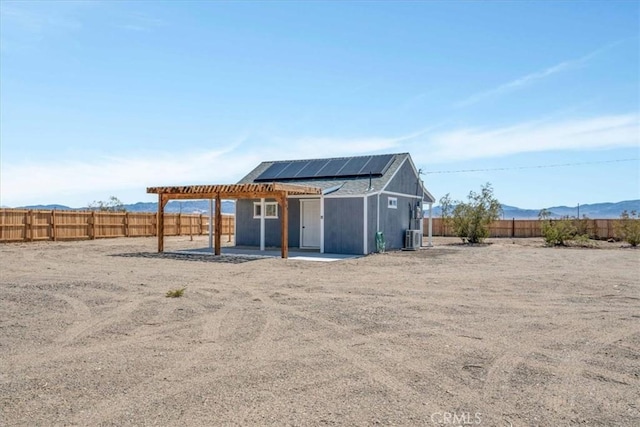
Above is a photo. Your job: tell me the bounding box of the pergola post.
[208,198,214,251]
[259,198,265,251]
[215,193,222,256]
[280,193,288,259]
[157,193,168,253]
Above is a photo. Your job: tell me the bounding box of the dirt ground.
[1,236,638,426]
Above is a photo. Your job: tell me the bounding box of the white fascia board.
[405,155,436,203]
[323,194,366,199]
[287,194,321,199]
[422,188,436,204]
[380,190,423,199]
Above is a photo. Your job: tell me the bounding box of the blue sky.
[1,1,638,209]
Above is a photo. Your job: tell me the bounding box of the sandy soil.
[1,236,638,426]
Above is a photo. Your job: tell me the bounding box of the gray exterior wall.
[235,198,301,248]
[324,197,364,255]
[367,195,378,254]
[385,159,422,196]
[378,194,417,250]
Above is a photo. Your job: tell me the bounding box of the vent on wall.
[404,230,421,250]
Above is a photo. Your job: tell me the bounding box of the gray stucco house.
[235,153,435,255]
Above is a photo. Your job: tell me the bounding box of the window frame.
[388,197,398,209]
[253,201,279,219]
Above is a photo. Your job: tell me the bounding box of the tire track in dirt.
[68,302,248,426]
[55,296,158,346]
[250,289,451,416]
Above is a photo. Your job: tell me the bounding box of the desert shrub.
[615,210,640,247]
[569,233,597,248]
[88,196,126,212]
[451,183,502,244]
[539,210,591,246]
[439,193,454,236]
[574,215,593,238]
[166,288,185,298]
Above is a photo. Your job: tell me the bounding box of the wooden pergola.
[147,183,322,258]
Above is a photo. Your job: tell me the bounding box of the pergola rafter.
[147,183,322,258]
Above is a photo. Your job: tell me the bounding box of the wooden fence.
[424,217,622,240]
[0,209,234,243]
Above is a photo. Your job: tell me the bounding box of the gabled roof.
[238,153,434,202]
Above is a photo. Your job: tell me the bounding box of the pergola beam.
[148,183,321,257]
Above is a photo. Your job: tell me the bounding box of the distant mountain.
[18,204,73,210]
[17,200,236,214]
[124,200,236,214]
[428,199,639,219]
[545,200,640,219]
[13,199,638,219]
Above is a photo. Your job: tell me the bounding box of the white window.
[253,201,278,219]
[388,197,398,209]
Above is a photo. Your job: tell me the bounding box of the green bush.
[450,183,502,244]
[539,209,591,246]
[616,210,640,247]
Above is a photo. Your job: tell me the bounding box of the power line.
[423,158,639,174]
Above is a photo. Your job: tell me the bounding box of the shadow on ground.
[111,252,260,264]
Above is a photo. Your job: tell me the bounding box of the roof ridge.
[262,152,407,164]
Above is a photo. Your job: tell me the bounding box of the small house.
[235,152,435,255]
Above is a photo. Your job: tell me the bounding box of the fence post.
[51,210,57,241]
[26,210,33,242]
[189,215,193,241]
[90,211,96,239]
[227,215,232,242]
[512,218,515,238]
[199,214,203,235]
[124,212,129,237]
[177,214,182,236]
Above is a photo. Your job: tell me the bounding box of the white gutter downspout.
[363,196,368,255]
[320,196,325,254]
[376,193,380,232]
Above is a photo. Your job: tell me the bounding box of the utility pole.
[577,203,580,218]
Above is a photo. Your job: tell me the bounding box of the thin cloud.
[0,130,417,206]
[264,131,418,161]
[423,113,639,162]
[455,41,624,108]
[118,14,164,32]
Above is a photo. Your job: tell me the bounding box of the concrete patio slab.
[172,246,361,262]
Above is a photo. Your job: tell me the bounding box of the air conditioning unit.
[404,229,421,250]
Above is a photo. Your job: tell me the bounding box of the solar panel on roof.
[362,154,394,175]
[316,158,349,176]
[278,161,309,178]
[254,154,396,182]
[294,159,328,177]
[257,162,292,180]
[337,156,373,176]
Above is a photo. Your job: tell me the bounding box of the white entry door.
[301,199,321,248]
